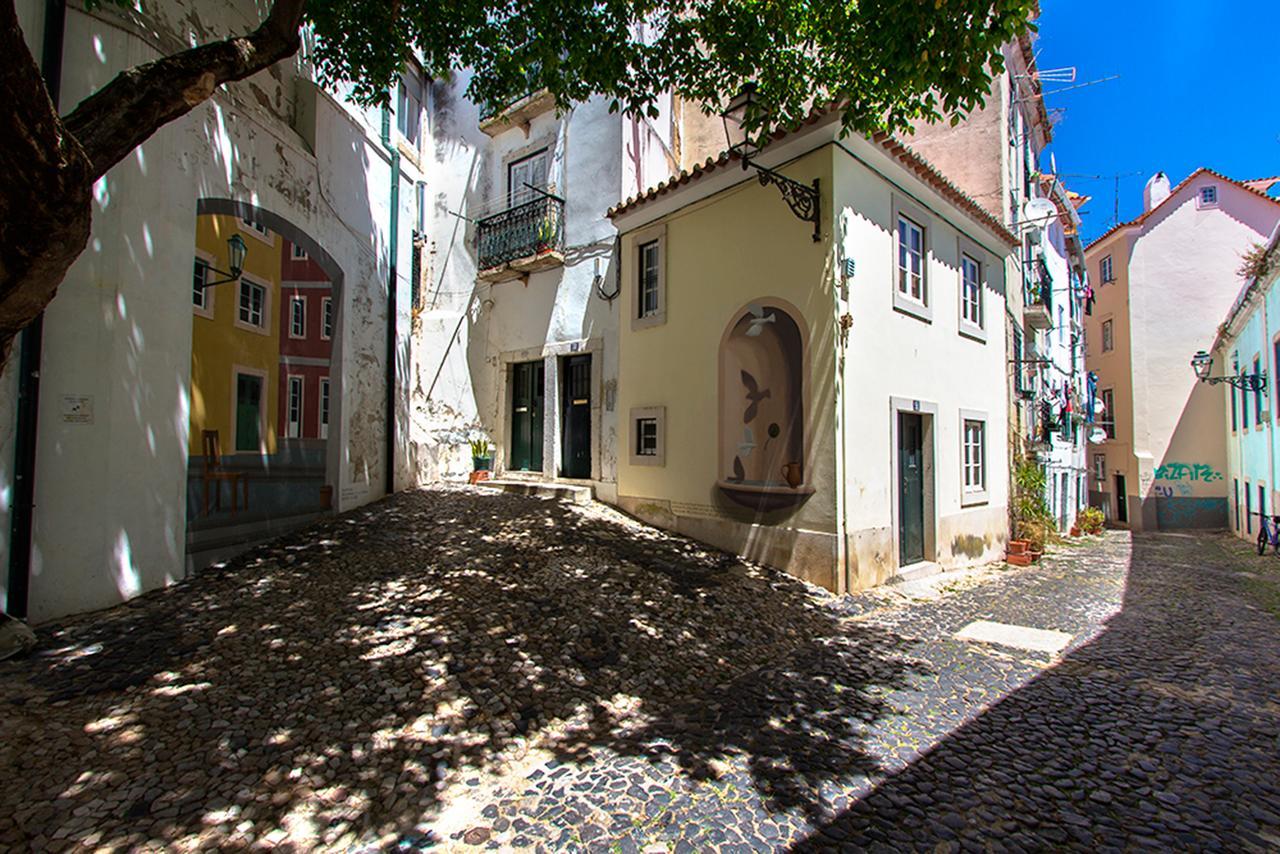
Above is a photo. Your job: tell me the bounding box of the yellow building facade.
[189,214,282,457]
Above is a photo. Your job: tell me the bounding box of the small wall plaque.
[61,395,94,424]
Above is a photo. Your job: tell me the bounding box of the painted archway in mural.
[716,298,813,513]
[185,199,344,568]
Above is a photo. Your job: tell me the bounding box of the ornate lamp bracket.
[747,161,821,242]
[1203,372,1268,394]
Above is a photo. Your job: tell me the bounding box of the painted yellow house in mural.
[189,214,282,457]
[609,112,1017,593]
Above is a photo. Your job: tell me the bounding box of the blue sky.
[1035,0,1280,242]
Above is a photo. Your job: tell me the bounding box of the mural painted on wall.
[1154,462,1224,482]
[717,302,809,512]
[187,214,333,533]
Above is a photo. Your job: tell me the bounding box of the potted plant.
[469,437,492,484]
[1078,506,1105,535]
[535,213,558,254]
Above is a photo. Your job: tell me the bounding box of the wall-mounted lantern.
[721,84,821,243]
[199,233,248,289]
[1190,349,1266,393]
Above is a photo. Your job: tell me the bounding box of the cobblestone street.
[2,487,1279,851]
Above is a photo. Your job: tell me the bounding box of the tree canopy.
[0,0,1036,365]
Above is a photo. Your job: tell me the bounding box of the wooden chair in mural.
[201,430,248,516]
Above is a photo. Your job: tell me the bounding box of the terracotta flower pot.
[1007,553,1034,567]
[1008,539,1031,555]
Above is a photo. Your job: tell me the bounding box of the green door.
[510,361,544,472]
[235,373,263,452]
[898,412,925,566]
[561,354,591,479]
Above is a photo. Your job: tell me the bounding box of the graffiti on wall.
[1154,462,1224,482]
[1154,482,1194,499]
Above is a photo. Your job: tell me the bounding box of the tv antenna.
[1055,171,1144,228]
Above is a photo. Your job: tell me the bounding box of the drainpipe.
[380,97,400,497]
[6,0,65,619]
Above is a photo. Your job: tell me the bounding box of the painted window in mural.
[290,297,306,338]
[961,254,982,328]
[322,297,334,339]
[239,280,266,328]
[193,259,209,309]
[897,215,926,303]
[320,378,331,439]
[719,303,805,502]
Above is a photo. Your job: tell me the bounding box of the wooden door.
[235,374,262,452]
[561,354,591,479]
[899,412,925,565]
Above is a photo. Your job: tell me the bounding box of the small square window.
[629,406,665,466]
[1199,186,1218,207]
[1100,255,1114,283]
[636,419,658,456]
[242,218,269,237]
[291,242,307,260]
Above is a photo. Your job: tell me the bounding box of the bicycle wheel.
[1259,528,1268,555]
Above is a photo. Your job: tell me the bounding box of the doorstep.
[477,479,592,505]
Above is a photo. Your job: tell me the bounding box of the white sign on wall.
[60,395,94,425]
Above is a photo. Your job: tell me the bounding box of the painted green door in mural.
[898,412,925,566]
[561,354,591,479]
[510,361,544,472]
[235,373,263,452]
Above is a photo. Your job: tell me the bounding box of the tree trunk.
[0,0,307,365]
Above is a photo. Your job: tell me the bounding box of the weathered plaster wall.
[833,136,1012,589]
[3,0,414,621]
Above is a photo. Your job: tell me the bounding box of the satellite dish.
[1088,427,1108,445]
[1022,196,1057,226]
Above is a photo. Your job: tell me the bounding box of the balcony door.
[510,360,544,472]
[508,149,549,207]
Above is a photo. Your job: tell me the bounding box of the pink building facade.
[277,239,334,441]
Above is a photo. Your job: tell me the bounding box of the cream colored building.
[609,112,1016,592]
[1084,170,1280,529]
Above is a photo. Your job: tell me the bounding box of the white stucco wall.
[2,1,414,621]
[834,136,1013,586]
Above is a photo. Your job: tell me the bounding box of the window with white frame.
[321,297,333,340]
[242,218,269,237]
[897,215,926,303]
[1100,388,1116,439]
[639,241,660,318]
[193,258,209,310]
[1101,319,1114,352]
[238,280,266,328]
[960,253,982,330]
[290,242,307,260]
[508,148,550,208]
[629,406,665,466]
[1199,186,1218,207]
[1100,254,1114,283]
[1093,453,1106,480]
[289,296,306,338]
[962,418,986,495]
[286,376,303,438]
[319,378,330,439]
[397,71,423,148]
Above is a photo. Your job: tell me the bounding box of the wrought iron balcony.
[475,194,565,282]
[1023,257,1053,329]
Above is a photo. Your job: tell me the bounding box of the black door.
[561,354,592,479]
[899,412,925,565]
[1115,474,1128,523]
[510,361,544,472]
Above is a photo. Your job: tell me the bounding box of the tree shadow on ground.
[792,532,1280,851]
[0,487,926,850]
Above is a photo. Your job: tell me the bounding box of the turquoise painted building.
[1212,225,1280,541]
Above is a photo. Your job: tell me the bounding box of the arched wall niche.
[716,298,814,513]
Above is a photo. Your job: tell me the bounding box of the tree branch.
[64,0,308,180]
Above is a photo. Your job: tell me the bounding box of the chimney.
[1143,172,1171,213]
